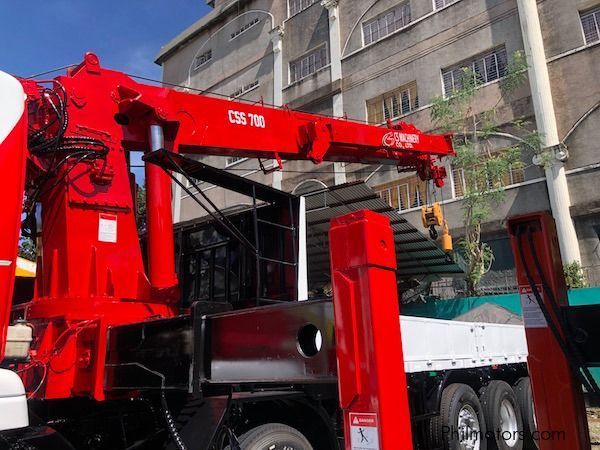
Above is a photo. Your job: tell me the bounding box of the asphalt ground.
[590,408,600,447]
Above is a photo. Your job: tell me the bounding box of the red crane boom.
[0,53,453,400]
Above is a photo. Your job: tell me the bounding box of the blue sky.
[1,1,211,183]
[0,0,210,79]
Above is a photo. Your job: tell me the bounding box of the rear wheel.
[430,383,487,450]
[229,423,313,450]
[513,377,538,449]
[479,380,523,450]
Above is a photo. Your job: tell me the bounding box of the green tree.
[564,261,587,289]
[430,51,541,296]
[18,237,36,261]
[136,184,147,233]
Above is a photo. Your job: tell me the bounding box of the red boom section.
[114,71,454,179]
[8,53,453,401]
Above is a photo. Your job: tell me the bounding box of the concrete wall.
[158,0,600,281]
[177,156,276,221]
[539,0,600,278]
[538,0,599,57]
[341,0,526,122]
[547,46,600,169]
[282,3,335,110]
[160,0,286,94]
[395,179,551,234]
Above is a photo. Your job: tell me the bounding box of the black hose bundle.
[21,82,109,239]
[514,224,600,398]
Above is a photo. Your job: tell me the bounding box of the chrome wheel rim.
[457,404,481,450]
[500,399,518,447]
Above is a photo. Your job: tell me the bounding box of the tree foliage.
[136,184,147,233]
[430,51,541,295]
[564,261,587,289]
[18,237,36,261]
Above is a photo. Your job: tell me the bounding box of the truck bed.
[105,301,528,390]
[400,315,528,373]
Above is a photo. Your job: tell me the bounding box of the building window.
[375,176,428,211]
[434,0,460,10]
[230,80,260,98]
[442,46,508,96]
[185,176,201,189]
[452,162,525,197]
[581,7,600,45]
[362,2,412,46]
[366,81,419,124]
[230,17,260,40]
[225,156,247,167]
[194,49,213,69]
[288,0,317,17]
[289,46,328,83]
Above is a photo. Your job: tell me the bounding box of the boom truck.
[0,52,587,450]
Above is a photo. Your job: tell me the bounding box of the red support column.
[145,125,178,299]
[329,210,413,450]
[508,212,590,449]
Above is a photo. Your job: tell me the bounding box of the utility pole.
[322,0,347,185]
[270,25,285,190]
[516,0,581,264]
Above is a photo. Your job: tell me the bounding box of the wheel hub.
[499,399,518,447]
[457,404,481,450]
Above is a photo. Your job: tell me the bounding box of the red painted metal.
[0,53,453,402]
[0,112,27,361]
[329,210,413,450]
[145,125,178,295]
[508,212,590,449]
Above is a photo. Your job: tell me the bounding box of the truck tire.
[231,423,313,450]
[479,381,523,450]
[430,383,487,450]
[513,377,538,450]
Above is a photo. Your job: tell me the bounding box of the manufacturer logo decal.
[382,131,420,149]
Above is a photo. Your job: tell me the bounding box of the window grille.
[366,81,419,124]
[289,46,328,83]
[363,2,412,46]
[442,47,508,96]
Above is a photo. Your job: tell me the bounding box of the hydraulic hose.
[525,231,600,394]
[161,390,188,450]
[515,228,599,395]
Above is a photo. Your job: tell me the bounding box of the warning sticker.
[519,285,547,328]
[98,214,117,243]
[349,413,380,450]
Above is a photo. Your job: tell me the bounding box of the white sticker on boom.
[98,214,117,243]
[519,285,547,328]
[349,413,380,450]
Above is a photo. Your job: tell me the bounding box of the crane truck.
[0,53,536,450]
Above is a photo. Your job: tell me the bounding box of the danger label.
[98,214,117,243]
[349,413,380,450]
[519,285,547,328]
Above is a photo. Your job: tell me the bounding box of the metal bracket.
[258,153,283,174]
[549,143,569,162]
[533,143,569,165]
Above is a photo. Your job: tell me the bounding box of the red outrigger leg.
[508,212,590,449]
[329,210,413,450]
